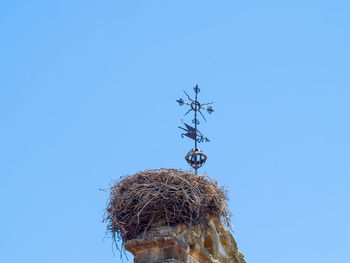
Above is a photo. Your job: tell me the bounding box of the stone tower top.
[103,169,246,263]
[125,218,246,263]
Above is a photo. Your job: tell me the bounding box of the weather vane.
[177,85,214,174]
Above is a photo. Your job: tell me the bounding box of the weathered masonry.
[125,218,246,263]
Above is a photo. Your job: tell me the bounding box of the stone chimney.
[125,218,246,263]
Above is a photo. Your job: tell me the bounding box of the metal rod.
[177,84,214,175]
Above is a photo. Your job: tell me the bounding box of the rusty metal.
[177,85,214,174]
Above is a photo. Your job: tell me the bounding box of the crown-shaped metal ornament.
[177,85,214,174]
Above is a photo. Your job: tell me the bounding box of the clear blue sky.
[1,1,349,262]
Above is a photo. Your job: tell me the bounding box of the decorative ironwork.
[177,85,214,174]
[178,120,210,143]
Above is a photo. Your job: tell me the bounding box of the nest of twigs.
[103,169,231,245]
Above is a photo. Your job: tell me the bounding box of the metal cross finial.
[177,85,214,174]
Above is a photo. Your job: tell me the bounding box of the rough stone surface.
[125,218,246,263]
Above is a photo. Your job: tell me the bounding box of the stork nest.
[103,169,231,245]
